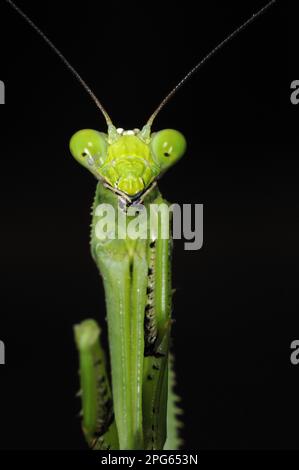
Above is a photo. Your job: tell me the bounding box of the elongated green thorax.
[90,183,172,449]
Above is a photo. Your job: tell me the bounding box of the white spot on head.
[117,128,140,136]
[123,130,135,136]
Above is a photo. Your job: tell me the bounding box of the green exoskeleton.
[71,123,186,450]
[6,0,277,451]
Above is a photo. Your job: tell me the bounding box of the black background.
[0,0,298,450]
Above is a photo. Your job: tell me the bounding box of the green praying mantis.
[6,0,277,451]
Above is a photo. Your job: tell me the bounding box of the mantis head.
[69,124,186,198]
[6,0,277,199]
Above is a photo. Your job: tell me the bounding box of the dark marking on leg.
[99,387,108,398]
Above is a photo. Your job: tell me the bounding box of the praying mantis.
[5,0,277,451]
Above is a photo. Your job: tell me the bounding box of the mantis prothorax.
[5,0,277,450]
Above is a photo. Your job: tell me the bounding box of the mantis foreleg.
[142,200,172,449]
[74,319,119,449]
[91,183,146,449]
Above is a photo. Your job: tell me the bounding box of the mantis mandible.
[5,0,277,451]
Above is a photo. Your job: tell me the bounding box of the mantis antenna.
[146,0,277,127]
[5,0,277,129]
[4,0,113,126]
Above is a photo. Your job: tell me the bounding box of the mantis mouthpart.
[5,0,277,451]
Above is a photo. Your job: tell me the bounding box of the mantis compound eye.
[69,129,108,173]
[151,129,186,171]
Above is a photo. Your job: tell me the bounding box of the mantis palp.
[5,0,277,451]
